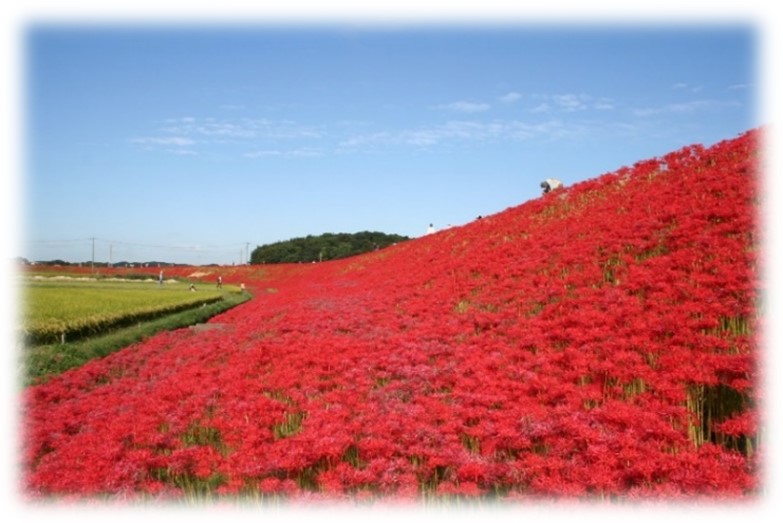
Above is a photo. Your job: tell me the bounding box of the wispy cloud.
[499,92,522,103]
[243,147,324,159]
[166,116,196,123]
[132,92,661,160]
[160,118,254,139]
[526,93,612,114]
[530,103,551,114]
[338,132,393,149]
[435,101,491,113]
[158,117,324,140]
[132,116,326,156]
[130,136,195,147]
[672,82,703,93]
[243,150,281,158]
[632,99,741,117]
[339,118,587,150]
[552,94,591,112]
[167,149,199,156]
[590,98,615,111]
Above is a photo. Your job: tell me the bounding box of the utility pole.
[91,237,95,272]
[245,242,250,264]
[109,244,113,268]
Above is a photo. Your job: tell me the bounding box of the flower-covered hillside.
[23,129,761,500]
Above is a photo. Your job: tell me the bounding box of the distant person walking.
[426,223,436,235]
[217,275,223,289]
[158,270,164,286]
[540,178,563,195]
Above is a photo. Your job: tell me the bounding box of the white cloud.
[402,121,493,146]
[133,116,327,158]
[340,118,586,150]
[341,121,499,148]
[338,132,392,148]
[530,103,550,114]
[499,92,522,103]
[135,95,624,160]
[243,150,282,158]
[288,147,324,157]
[130,136,195,146]
[528,93,606,113]
[167,149,199,156]
[436,101,491,113]
[632,99,741,117]
[243,147,324,158]
[163,116,196,123]
[528,93,614,114]
[666,101,714,113]
[672,83,703,93]
[158,116,324,140]
[552,94,589,112]
[161,120,256,139]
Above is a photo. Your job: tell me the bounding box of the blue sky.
[22,24,758,265]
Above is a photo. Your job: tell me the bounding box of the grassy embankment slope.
[23,129,760,498]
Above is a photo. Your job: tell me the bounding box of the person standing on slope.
[540,178,563,195]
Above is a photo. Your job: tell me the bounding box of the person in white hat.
[540,178,563,195]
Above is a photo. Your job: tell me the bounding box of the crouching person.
[540,178,563,195]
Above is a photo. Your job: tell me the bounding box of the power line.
[22,236,258,264]
[23,238,93,245]
[93,237,251,253]
[25,237,252,252]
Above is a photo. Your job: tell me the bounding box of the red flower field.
[21,129,761,502]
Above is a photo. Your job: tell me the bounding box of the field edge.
[21,290,252,386]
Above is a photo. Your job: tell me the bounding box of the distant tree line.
[17,258,187,268]
[250,231,409,264]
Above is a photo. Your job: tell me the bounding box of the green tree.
[250,231,409,264]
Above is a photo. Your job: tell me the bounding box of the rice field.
[20,277,228,345]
